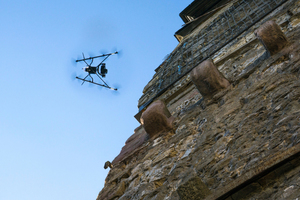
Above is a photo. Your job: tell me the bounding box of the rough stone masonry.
[97,0,300,199]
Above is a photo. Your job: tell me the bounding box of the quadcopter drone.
[75,51,119,90]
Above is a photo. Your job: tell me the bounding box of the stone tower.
[97,0,300,199]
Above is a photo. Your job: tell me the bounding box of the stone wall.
[137,0,290,112]
[97,0,300,199]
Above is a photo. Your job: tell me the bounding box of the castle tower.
[97,0,300,199]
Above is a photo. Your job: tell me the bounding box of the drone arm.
[79,74,89,85]
[96,54,111,68]
[76,51,118,63]
[96,73,109,87]
[76,76,117,90]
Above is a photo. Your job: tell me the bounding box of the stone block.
[190,59,230,98]
[254,20,288,56]
[108,180,127,200]
[140,100,174,138]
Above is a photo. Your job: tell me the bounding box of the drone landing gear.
[76,76,117,91]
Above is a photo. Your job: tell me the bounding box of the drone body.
[75,51,118,90]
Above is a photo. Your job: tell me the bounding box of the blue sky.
[0,1,192,199]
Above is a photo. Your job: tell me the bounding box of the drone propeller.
[109,47,122,57]
[104,80,118,91]
[116,50,123,58]
[71,72,83,83]
[111,83,121,94]
[71,56,81,67]
[100,48,108,55]
[71,72,77,81]
[96,81,118,92]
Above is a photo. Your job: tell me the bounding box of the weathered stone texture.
[177,176,212,200]
[255,20,288,56]
[190,59,230,98]
[97,1,300,200]
[112,126,148,165]
[140,100,175,138]
[222,155,300,200]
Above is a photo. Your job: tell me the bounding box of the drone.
[75,51,119,90]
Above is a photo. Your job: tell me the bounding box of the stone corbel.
[190,59,230,99]
[254,20,288,56]
[140,100,174,138]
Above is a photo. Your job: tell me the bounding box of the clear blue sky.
[0,1,192,199]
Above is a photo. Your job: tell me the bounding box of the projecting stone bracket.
[104,161,113,169]
[254,20,288,56]
[140,100,175,138]
[190,59,230,99]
